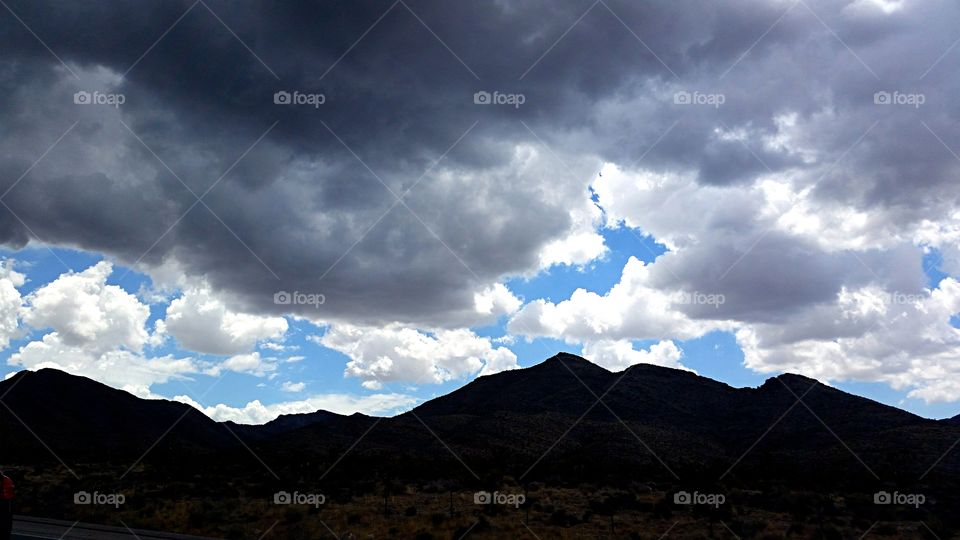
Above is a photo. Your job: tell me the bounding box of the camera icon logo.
[474,491,492,504]
[73,91,92,105]
[274,91,292,105]
[473,91,491,105]
[874,491,891,504]
[673,491,692,505]
[274,491,292,504]
[874,91,891,105]
[673,91,691,105]
[74,491,92,504]
[273,291,291,305]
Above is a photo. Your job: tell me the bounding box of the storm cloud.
[2,0,960,394]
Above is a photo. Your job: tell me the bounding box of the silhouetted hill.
[2,356,959,494]
[224,409,356,440]
[0,369,232,462]
[410,352,614,417]
[379,357,952,487]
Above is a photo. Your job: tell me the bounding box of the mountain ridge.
[2,355,959,491]
[0,356,948,424]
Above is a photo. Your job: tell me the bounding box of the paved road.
[12,516,223,540]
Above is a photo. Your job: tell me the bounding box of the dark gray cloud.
[1,0,959,327]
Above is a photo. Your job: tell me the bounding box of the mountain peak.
[763,372,822,390]
[4,367,117,394]
[538,352,612,376]
[545,352,591,363]
[776,372,819,382]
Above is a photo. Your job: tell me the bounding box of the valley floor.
[13,485,954,539]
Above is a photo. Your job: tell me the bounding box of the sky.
[2,0,960,422]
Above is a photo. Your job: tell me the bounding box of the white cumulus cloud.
[318,323,519,389]
[0,260,25,349]
[22,261,149,352]
[8,261,198,396]
[582,339,688,372]
[161,286,288,355]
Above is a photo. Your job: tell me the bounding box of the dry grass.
[6,464,951,539]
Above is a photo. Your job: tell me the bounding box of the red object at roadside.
[0,474,13,500]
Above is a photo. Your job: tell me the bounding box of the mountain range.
[2,353,959,493]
